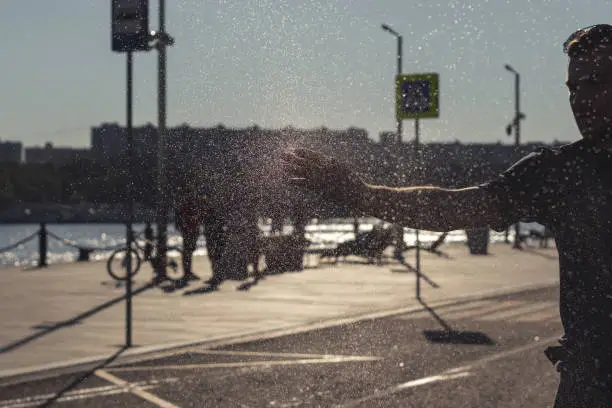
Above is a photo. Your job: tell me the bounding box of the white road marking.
[397,300,496,320]
[95,369,181,408]
[0,378,178,408]
[192,349,349,359]
[108,355,382,373]
[515,308,559,322]
[443,334,560,374]
[478,301,557,321]
[335,372,472,408]
[336,334,560,408]
[395,371,473,389]
[444,300,524,319]
[396,299,560,324]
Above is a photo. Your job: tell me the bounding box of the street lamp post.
[125,50,135,345]
[505,64,524,249]
[150,0,174,279]
[504,64,522,147]
[382,23,422,299]
[381,24,402,145]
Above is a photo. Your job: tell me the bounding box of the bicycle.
[106,237,184,282]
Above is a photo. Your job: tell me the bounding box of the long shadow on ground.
[419,298,495,345]
[37,346,127,408]
[0,282,157,354]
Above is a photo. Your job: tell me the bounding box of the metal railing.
[0,223,144,267]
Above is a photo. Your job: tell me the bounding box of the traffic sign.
[396,73,439,119]
[111,0,150,52]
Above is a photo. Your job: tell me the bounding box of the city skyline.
[1,1,607,147]
[1,121,572,167]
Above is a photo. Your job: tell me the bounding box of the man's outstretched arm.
[281,148,503,232]
[358,184,499,232]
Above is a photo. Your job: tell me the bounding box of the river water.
[0,218,530,268]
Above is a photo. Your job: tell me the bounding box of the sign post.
[111,0,149,348]
[395,72,440,300]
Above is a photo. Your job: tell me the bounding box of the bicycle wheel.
[162,246,184,281]
[107,248,141,281]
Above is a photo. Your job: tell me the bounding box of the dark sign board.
[111,0,149,52]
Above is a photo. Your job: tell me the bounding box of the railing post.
[144,222,154,261]
[77,248,93,262]
[38,222,48,268]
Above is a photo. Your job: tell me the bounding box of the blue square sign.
[396,73,439,119]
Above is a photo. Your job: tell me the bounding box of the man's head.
[564,24,612,142]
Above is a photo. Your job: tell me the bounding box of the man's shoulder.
[551,139,586,155]
[483,140,583,186]
[518,139,584,168]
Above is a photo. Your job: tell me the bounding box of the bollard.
[393,224,405,262]
[466,228,490,255]
[144,222,154,261]
[38,223,48,267]
[265,235,306,274]
[77,248,93,262]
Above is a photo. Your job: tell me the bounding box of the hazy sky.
[0,1,608,147]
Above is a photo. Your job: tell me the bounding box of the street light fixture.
[504,64,524,147]
[381,24,400,37]
[149,30,175,48]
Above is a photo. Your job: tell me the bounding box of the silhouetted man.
[282,24,612,407]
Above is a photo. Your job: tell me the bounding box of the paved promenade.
[0,242,559,383]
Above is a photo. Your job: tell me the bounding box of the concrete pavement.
[0,284,564,408]
[0,242,560,384]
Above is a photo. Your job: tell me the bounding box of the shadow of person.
[236,275,265,291]
[183,280,223,296]
[160,280,188,294]
[418,298,495,346]
[1,282,156,354]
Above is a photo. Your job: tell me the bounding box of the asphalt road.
[0,285,563,408]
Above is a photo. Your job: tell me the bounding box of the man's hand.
[280,148,367,208]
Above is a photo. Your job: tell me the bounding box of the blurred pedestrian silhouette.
[174,187,204,285]
[270,206,284,236]
[199,185,262,286]
[200,194,228,287]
